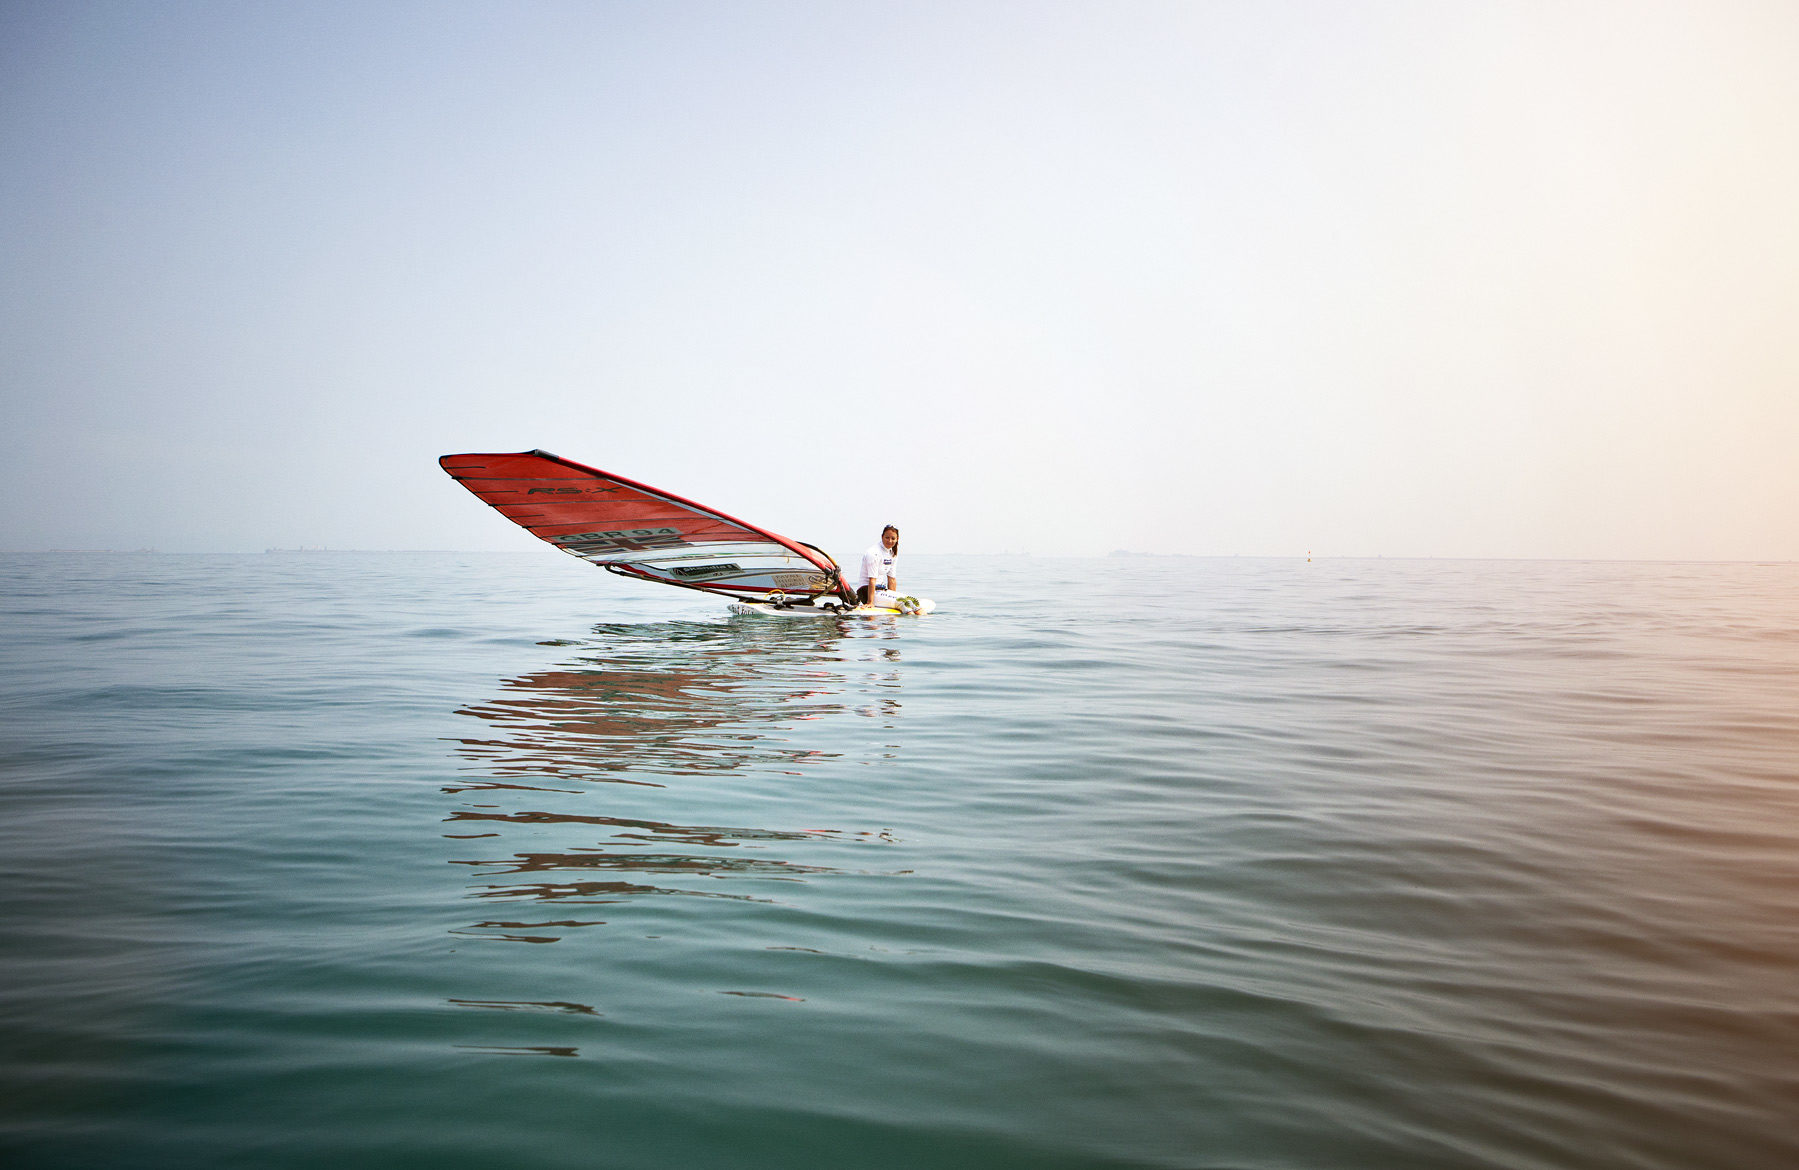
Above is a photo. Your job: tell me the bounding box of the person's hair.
[882,525,899,557]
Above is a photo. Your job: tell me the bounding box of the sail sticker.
[670,563,745,580]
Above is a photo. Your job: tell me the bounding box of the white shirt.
[858,543,897,589]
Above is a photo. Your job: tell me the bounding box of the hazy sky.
[4,1,1796,560]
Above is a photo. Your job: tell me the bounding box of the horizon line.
[3,549,1794,566]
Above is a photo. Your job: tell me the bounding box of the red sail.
[439,450,844,600]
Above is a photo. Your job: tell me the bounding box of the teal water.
[2,552,1796,1169]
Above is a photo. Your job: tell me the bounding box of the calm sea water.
[2,552,1796,1169]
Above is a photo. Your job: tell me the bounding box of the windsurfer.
[855,525,900,608]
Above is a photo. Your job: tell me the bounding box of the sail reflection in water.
[451,621,856,788]
[443,619,901,946]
